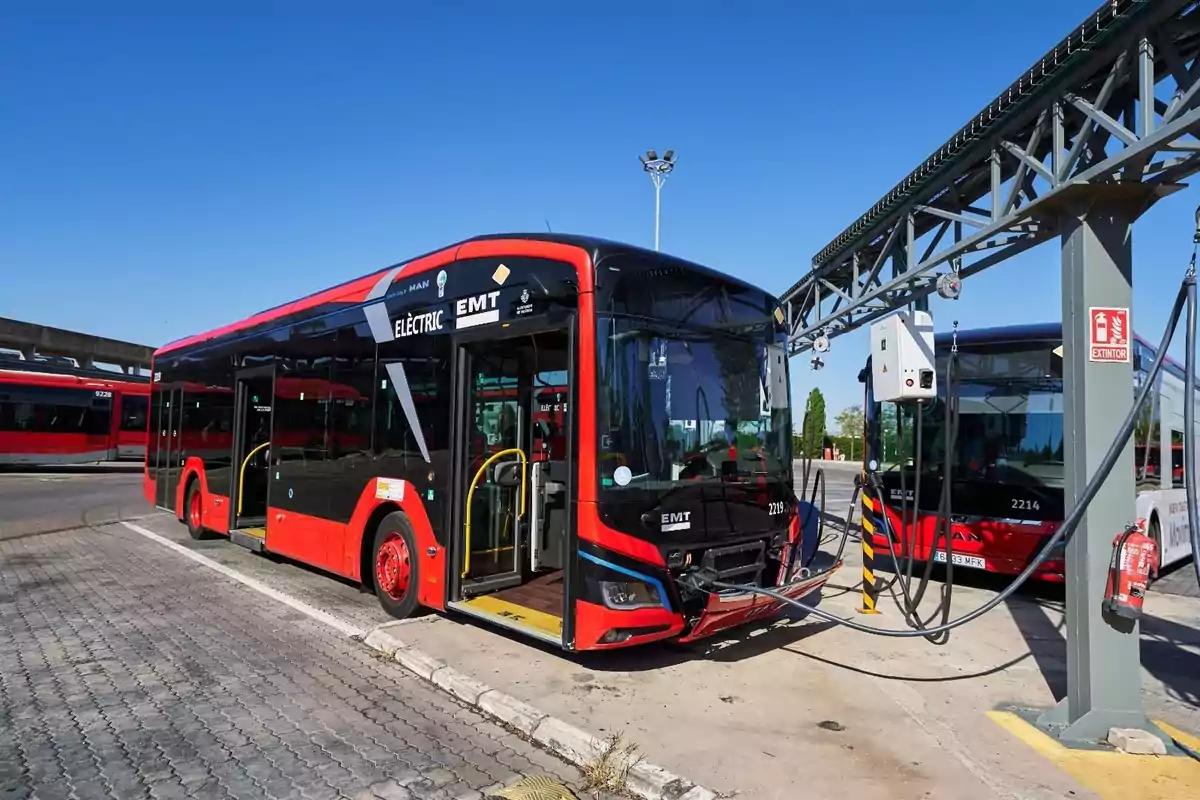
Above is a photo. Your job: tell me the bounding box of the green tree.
[835,404,865,460]
[799,388,827,457]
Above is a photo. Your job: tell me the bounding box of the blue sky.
[2,0,1196,422]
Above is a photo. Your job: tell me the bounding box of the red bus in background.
[860,321,1198,583]
[0,366,150,466]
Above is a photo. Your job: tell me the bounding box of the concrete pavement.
[0,475,617,800]
[3,468,1199,799]
[381,467,1200,798]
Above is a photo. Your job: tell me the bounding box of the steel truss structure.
[783,0,1200,354]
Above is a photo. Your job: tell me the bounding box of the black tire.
[371,511,421,619]
[184,480,212,540]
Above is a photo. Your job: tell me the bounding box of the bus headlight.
[600,580,663,610]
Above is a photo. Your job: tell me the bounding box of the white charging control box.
[870,311,936,402]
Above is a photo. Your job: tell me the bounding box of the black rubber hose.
[798,410,814,499]
[873,410,929,614]
[683,277,1190,638]
[873,413,908,593]
[906,351,958,637]
[800,467,827,569]
[874,464,951,643]
[907,405,924,590]
[876,416,952,642]
[829,483,861,566]
[871,353,958,643]
[894,409,912,580]
[926,352,959,639]
[793,480,859,581]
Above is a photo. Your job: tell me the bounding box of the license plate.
[933,551,987,569]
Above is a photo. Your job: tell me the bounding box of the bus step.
[230,527,266,552]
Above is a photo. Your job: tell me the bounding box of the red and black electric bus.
[144,233,832,651]
[0,365,150,466]
[859,321,1198,582]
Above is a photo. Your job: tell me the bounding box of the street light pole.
[639,150,677,251]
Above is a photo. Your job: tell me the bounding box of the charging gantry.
[780,0,1200,751]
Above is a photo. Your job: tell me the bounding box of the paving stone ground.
[0,518,603,800]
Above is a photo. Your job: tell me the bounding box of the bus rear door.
[154,385,183,509]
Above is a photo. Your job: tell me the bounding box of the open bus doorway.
[451,327,572,645]
[230,367,274,535]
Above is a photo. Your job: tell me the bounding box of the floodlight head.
[641,149,676,179]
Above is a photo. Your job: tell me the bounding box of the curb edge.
[359,623,718,800]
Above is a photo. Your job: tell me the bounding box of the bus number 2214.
[1012,498,1041,512]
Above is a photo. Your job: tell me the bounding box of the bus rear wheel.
[184,481,211,540]
[372,512,420,619]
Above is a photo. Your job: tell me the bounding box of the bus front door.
[458,339,526,595]
[454,327,573,631]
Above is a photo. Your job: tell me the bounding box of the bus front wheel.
[372,512,420,619]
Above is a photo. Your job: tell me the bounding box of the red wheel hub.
[189,490,202,530]
[376,534,412,601]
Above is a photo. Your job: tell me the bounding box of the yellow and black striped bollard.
[858,482,882,614]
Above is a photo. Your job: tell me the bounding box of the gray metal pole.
[640,151,674,253]
[1036,197,1159,745]
[655,181,662,252]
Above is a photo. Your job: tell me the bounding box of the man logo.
[521,288,530,303]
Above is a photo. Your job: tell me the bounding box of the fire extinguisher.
[1103,519,1157,620]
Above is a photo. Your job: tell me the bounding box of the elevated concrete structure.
[0,317,154,374]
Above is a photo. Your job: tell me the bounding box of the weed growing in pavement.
[580,733,641,795]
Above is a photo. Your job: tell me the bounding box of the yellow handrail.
[237,441,271,516]
[462,447,527,578]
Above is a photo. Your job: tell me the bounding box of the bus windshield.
[875,342,1065,520]
[596,313,791,492]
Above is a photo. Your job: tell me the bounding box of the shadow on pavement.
[1007,590,1200,712]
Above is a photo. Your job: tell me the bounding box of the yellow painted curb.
[987,711,1200,800]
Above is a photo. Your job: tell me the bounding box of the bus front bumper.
[675,562,842,643]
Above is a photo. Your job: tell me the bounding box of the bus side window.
[374,334,452,464]
[1171,429,1185,488]
[120,394,149,431]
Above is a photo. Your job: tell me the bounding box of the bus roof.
[0,367,150,391]
[933,320,1188,383]
[0,356,150,385]
[156,233,773,358]
[933,322,1061,348]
